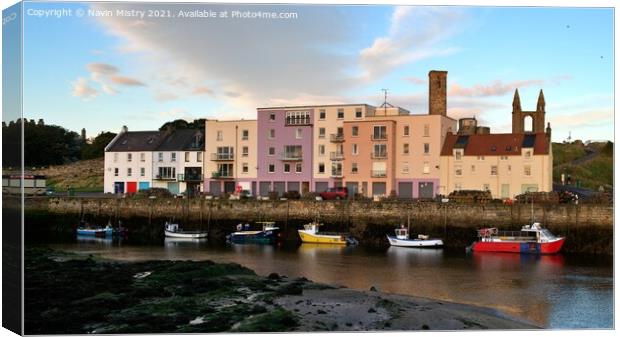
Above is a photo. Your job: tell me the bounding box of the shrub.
[301,192,321,200]
[283,191,301,199]
[268,191,279,200]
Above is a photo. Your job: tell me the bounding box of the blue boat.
[76,225,113,237]
[227,222,280,244]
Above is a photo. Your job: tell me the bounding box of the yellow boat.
[297,222,357,245]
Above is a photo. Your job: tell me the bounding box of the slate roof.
[106,129,204,152]
[441,132,550,156]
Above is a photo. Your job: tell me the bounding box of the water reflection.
[76,235,122,247]
[164,237,208,248]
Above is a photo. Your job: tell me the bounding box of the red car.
[320,187,348,200]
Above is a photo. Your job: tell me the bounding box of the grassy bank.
[25,248,537,334]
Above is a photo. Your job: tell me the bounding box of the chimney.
[429,70,447,116]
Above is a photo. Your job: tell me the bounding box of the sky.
[12,1,615,142]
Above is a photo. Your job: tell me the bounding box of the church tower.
[512,89,546,134]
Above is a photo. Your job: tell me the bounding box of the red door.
[126,182,137,194]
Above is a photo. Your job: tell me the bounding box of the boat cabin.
[165,222,179,232]
[258,221,278,231]
[394,228,409,240]
[303,222,321,234]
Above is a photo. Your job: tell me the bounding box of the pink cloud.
[109,75,146,86]
[449,76,571,97]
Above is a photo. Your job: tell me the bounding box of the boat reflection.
[472,252,565,272]
[296,243,355,257]
[76,234,121,246]
[164,237,208,248]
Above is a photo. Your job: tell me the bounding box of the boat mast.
[530,192,534,223]
[407,212,411,234]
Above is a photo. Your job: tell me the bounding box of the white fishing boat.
[164,222,208,239]
[386,215,443,248]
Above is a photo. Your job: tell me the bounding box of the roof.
[441,132,550,156]
[156,129,204,151]
[106,131,165,152]
[257,103,374,110]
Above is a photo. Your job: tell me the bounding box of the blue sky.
[16,2,614,142]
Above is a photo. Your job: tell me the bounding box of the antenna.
[379,88,394,115]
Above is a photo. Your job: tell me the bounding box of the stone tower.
[429,70,447,116]
[512,89,546,133]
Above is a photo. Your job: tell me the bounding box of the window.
[217,131,223,141]
[318,163,325,173]
[373,125,387,140]
[158,167,176,179]
[140,153,145,162]
[283,145,302,159]
[127,168,132,177]
[500,155,508,160]
[318,145,325,156]
[127,153,132,162]
[524,150,532,158]
[158,152,163,162]
[268,164,275,173]
[216,164,232,177]
[337,108,344,119]
[269,129,275,139]
[269,113,276,121]
[404,125,410,136]
[171,153,176,162]
[284,163,291,173]
[491,165,498,175]
[423,162,430,174]
[351,163,358,174]
[455,166,462,176]
[455,183,462,191]
[483,184,490,191]
[242,129,249,140]
[242,146,249,157]
[114,168,119,176]
[455,150,462,160]
[197,152,202,162]
[471,165,476,173]
[403,143,409,155]
[295,128,302,139]
[477,155,485,161]
[423,143,430,154]
[285,111,311,125]
[402,162,409,174]
[424,124,430,137]
[524,165,531,176]
[508,165,512,173]
[113,153,118,162]
[319,109,326,120]
[185,152,190,162]
[373,144,387,158]
[319,128,326,138]
[295,163,302,173]
[355,108,362,118]
[352,144,358,155]
[242,163,249,173]
[268,147,275,156]
[140,167,145,177]
[352,126,359,136]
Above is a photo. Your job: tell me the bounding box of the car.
[319,187,348,200]
[239,189,254,199]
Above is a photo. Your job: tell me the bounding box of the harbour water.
[48,238,613,329]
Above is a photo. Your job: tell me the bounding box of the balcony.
[371,133,388,141]
[154,174,176,181]
[280,153,303,161]
[371,152,388,160]
[178,174,204,182]
[211,153,234,161]
[330,152,344,161]
[371,170,387,178]
[211,171,233,179]
[330,133,345,142]
[331,171,343,178]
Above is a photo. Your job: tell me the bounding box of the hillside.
[33,158,104,192]
[552,141,613,191]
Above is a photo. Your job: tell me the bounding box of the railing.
[178,174,204,182]
[285,116,311,126]
[210,153,234,161]
[211,171,233,179]
[330,152,344,161]
[330,134,344,142]
[154,174,176,180]
[371,152,388,159]
[280,153,303,161]
[331,171,343,178]
[371,133,388,141]
[371,170,387,178]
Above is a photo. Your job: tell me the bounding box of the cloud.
[449,76,572,98]
[549,109,612,129]
[158,107,187,118]
[71,77,99,99]
[109,75,146,86]
[358,7,465,81]
[192,86,215,96]
[403,76,426,85]
[154,92,179,102]
[86,62,119,75]
[224,91,242,98]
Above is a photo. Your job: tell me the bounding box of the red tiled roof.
[440,133,550,156]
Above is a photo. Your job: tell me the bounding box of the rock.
[368,308,376,313]
[370,286,378,292]
[422,324,430,330]
[268,273,280,280]
[317,309,327,314]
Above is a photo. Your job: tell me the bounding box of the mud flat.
[25,247,538,334]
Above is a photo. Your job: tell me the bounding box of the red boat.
[471,223,565,254]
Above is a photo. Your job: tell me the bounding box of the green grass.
[552,142,587,166]
[552,141,613,191]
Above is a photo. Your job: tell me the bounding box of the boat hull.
[472,237,565,254]
[77,228,113,237]
[229,230,278,244]
[387,235,443,248]
[298,230,347,245]
[164,230,208,239]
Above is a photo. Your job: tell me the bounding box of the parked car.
[319,187,348,200]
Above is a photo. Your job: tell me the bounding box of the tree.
[81,132,117,159]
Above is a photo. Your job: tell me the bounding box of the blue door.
[167,182,180,194]
[139,182,150,190]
